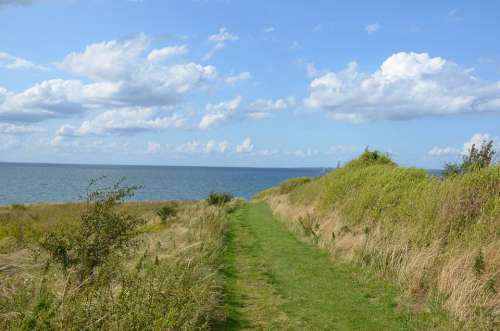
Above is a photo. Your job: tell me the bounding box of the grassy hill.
[255,150,499,330]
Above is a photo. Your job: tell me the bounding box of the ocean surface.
[0,162,327,205]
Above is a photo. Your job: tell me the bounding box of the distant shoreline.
[0,161,330,171]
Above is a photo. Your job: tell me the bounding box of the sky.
[0,0,499,168]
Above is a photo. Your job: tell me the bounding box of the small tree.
[40,178,144,282]
[444,140,496,177]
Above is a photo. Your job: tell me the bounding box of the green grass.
[255,152,500,329]
[222,202,441,330]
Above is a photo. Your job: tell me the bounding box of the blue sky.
[0,0,499,168]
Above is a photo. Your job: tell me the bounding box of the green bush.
[156,204,177,222]
[207,192,233,205]
[444,140,496,177]
[39,178,144,282]
[345,148,395,170]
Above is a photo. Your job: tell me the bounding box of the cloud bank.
[305,52,500,122]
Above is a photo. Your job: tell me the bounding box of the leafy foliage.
[444,140,496,177]
[156,203,177,222]
[344,148,396,169]
[39,178,144,281]
[207,192,233,205]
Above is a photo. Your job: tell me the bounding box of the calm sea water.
[0,163,327,205]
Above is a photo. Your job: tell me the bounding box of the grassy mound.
[255,150,500,329]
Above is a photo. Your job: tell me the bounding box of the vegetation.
[255,149,500,330]
[155,203,177,222]
[40,179,145,281]
[223,203,442,330]
[444,140,496,176]
[0,182,229,330]
[207,192,233,206]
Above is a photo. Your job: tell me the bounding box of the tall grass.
[0,199,230,330]
[255,151,500,329]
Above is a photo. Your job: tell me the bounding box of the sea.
[0,162,328,205]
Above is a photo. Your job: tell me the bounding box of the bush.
[345,148,395,169]
[39,178,144,282]
[207,192,233,205]
[444,140,496,177]
[156,204,177,222]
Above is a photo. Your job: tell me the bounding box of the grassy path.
[222,202,427,330]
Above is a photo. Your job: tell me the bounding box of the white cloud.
[305,52,500,122]
[235,138,254,153]
[175,139,229,154]
[0,51,47,70]
[218,140,229,153]
[247,96,295,119]
[1,34,217,123]
[198,96,241,129]
[428,133,498,158]
[147,45,188,62]
[60,34,150,81]
[259,148,279,157]
[0,1,39,9]
[147,141,161,154]
[249,97,294,111]
[175,140,200,154]
[0,123,44,134]
[306,62,328,78]
[203,27,238,61]
[365,23,381,34]
[55,107,185,137]
[462,133,497,154]
[225,71,251,86]
[325,145,355,156]
[50,136,130,153]
[428,146,461,157]
[293,148,319,157]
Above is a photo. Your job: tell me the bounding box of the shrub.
[156,204,177,222]
[444,140,496,177]
[39,178,144,282]
[344,148,395,169]
[207,192,233,205]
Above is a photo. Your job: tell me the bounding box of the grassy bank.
[255,152,499,330]
[0,196,232,329]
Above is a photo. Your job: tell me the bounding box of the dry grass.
[0,199,233,330]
